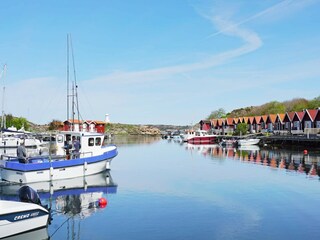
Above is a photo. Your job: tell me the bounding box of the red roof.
[284,112,295,122]
[248,117,254,124]
[225,118,234,125]
[304,109,318,121]
[254,116,262,124]
[294,111,305,121]
[267,114,277,124]
[275,113,285,123]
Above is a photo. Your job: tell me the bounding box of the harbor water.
[1,136,320,239]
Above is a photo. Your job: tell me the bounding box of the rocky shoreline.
[29,122,188,135]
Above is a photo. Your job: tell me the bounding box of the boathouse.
[204,108,319,136]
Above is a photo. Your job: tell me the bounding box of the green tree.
[307,96,320,109]
[207,108,226,120]
[4,114,29,130]
[233,123,248,136]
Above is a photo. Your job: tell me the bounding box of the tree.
[3,114,29,130]
[307,96,320,109]
[48,120,63,131]
[206,108,226,120]
[233,123,248,136]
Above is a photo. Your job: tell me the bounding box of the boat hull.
[237,139,260,146]
[187,136,216,144]
[0,146,117,183]
[0,200,49,239]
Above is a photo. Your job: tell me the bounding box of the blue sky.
[0,0,319,126]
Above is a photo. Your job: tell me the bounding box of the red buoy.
[98,197,108,208]
[303,150,308,155]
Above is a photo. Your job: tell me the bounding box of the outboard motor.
[18,186,42,205]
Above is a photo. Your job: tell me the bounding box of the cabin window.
[95,137,101,146]
[57,135,64,143]
[88,138,94,146]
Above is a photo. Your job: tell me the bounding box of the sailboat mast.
[0,64,7,130]
[67,34,70,127]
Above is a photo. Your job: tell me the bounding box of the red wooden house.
[63,119,106,133]
[283,112,295,132]
[199,120,212,131]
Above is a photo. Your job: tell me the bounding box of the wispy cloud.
[89,2,267,85]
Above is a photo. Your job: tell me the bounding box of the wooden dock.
[260,135,320,147]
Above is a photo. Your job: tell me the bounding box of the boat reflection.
[0,170,117,238]
[1,227,49,240]
[1,170,116,216]
[185,143,320,178]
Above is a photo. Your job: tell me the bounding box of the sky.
[0,0,320,126]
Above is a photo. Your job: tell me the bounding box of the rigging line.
[70,35,81,123]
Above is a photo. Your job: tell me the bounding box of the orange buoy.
[98,197,108,208]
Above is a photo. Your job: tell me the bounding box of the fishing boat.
[0,36,118,184]
[183,129,217,144]
[0,186,50,239]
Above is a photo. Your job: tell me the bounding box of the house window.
[88,138,94,146]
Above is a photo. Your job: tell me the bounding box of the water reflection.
[0,170,117,239]
[1,228,49,240]
[184,143,320,178]
[109,135,161,146]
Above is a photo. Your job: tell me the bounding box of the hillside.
[207,96,320,119]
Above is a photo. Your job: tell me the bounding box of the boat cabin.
[55,131,106,158]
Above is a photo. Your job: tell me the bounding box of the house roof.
[294,111,305,121]
[248,117,254,124]
[242,117,249,123]
[225,118,234,125]
[217,118,224,126]
[275,113,285,123]
[64,119,82,124]
[267,114,277,123]
[254,116,262,124]
[284,112,295,122]
[260,115,268,123]
[210,119,218,127]
[304,109,318,121]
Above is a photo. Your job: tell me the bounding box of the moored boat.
[236,138,260,146]
[0,131,117,183]
[0,186,50,239]
[183,129,217,144]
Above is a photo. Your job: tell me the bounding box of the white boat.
[0,131,117,183]
[0,200,49,239]
[237,138,260,146]
[0,37,118,183]
[0,130,43,148]
[0,171,116,238]
[183,129,217,144]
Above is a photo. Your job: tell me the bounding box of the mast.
[0,64,7,130]
[67,34,81,131]
[67,34,70,128]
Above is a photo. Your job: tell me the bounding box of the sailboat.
[0,36,118,183]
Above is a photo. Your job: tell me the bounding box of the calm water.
[1,136,320,239]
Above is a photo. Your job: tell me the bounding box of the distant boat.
[183,129,217,144]
[237,138,260,146]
